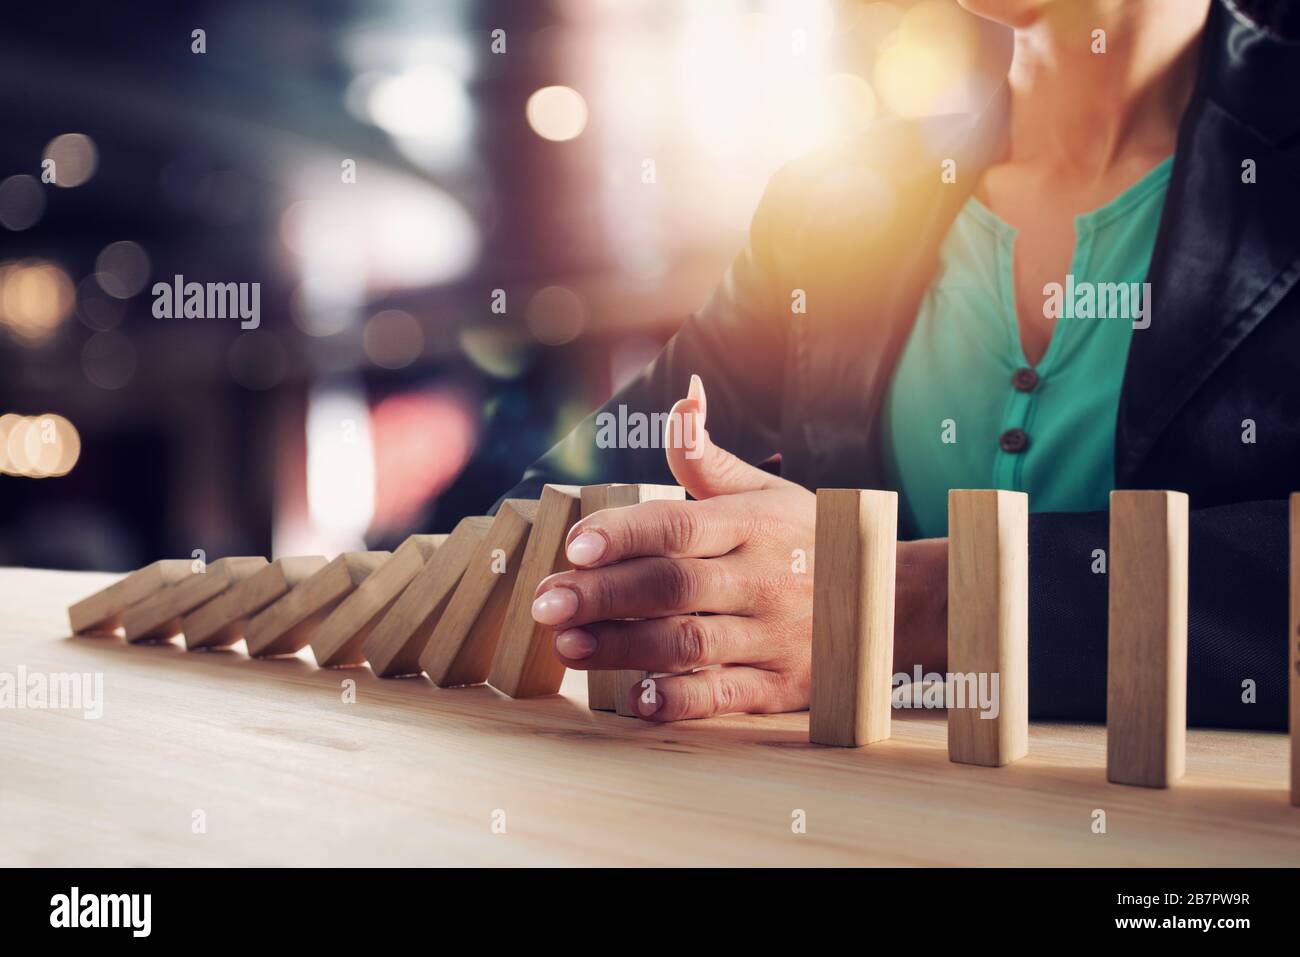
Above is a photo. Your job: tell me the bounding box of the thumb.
[664,375,786,500]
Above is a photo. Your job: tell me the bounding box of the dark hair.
[1228,0,1300,40]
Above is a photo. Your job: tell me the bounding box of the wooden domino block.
[809,488,897,747]
[244,552,390,658]
[1107,490,1189,788]
[308,535,446,668]
[121,557,269,644]
[420,499,538,688]
[946,489,1029,767]
[581,486,622,711]
[68,560,191,635]
[179,556,327,650]
[1289,493,1298,806]
[577,483,688,715]
[489,486,584,699]
[364,517,493,677]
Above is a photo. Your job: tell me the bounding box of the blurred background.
[0,0,1008,571]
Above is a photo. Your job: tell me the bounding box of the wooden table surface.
[1,568,1296,867]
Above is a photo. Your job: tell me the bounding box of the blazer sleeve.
[495,163,800,507]
[1027,499,1288,731]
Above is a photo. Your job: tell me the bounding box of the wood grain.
[121,557,268,644]
[947,489,1029,767]
[1291,493,1299,807]
[180,556,327,651]
[364,517,493,677]
[420,499,538,688]
[67,560,192,635]
[10,567,1298,866]
[244,553,389,658]
[575,483,688,713]
[809,489,897,747]
[1107,490,1189,789]
[309,535,445,668]
[489,486,583,699]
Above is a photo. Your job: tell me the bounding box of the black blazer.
[504,0,1300,730]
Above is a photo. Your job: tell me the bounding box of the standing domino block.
[180,556,328,650]
[1107,490,1189,788]
[947,489,1029,767]
[579,483,688,715]
[1290,494,1298,806]
[309,535,446,668]
[489,486,584,699]
[364,516,493,677]
[244,552,390,658]
[420,499,538,688]
[121,557,269,644]
[809,489,898,747]
[68,560,191,635]
[581,486,623,711]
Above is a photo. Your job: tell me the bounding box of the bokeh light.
[94,240,152,299]
[75,275,126,331]
[823,71,878,141]
[362,309,424,370]
[370,389,477,532]
[81,330,138,390]
[526,86,589,142]
[525,285,586,345]
[0,413,81,478]
[458,325,531,379]
[0,175,46,231]
[0,259,76,346]
[43,132,99,188]
[873,0,982,118]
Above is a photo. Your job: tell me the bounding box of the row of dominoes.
[63,481,1300,802]
[812,488,1300,804]
[66,483,683,715]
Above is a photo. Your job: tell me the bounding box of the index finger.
[564,497,751,568]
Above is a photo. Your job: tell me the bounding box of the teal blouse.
[881,156,1173,539]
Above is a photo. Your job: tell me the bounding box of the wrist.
[895,537,948,675]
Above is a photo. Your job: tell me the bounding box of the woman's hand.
[531,376,947,720]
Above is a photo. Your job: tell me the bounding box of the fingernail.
[638,683,662,716]
[688,374,707,424]
[555,628,597,660]
[531,586,578,626]
[566,531,606,566]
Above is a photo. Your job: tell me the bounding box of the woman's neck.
[1007,0,1210,178]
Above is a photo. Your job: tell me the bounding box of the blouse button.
[1011,367,1040,392]
[999,428,1030,454]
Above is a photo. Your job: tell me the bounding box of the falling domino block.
[244,552,390,658]
[68,560,191,635]
[946,489,1029,767]
[809,488,898,747]
[1107,490,1189,788]
[577,483,688,715]
[364,516,493,677]
[420,499,538,688]
[308,535,446,668]
[121,557,269,644]
[179,556,328,650]
[1289,493,1298,806]
[489,486,585,699]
